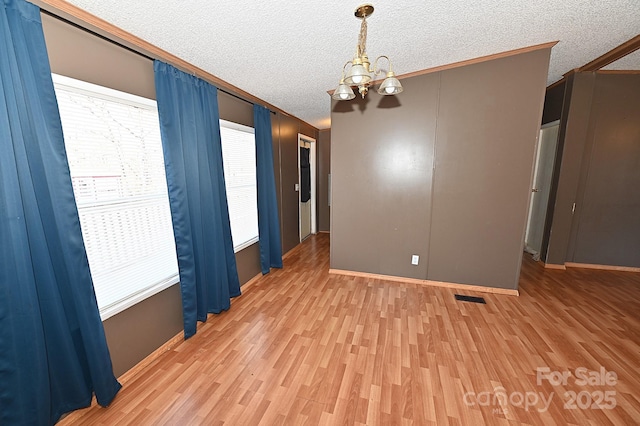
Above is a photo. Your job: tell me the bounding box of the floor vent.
[455,294,486,304]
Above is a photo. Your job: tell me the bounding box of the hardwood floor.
[60,234,640,425]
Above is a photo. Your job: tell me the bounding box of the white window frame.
[52,73,179,321]
[219,119,259,253]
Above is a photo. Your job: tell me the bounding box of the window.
[219,120,259,252]
[53,74,179,320]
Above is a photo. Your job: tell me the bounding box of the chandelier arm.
[372,55,393,76]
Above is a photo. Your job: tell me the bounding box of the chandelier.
[332,4,403,101]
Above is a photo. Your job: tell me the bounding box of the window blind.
[53,74,179,320]
[219,120,259,252]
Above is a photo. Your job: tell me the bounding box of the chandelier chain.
[357,16,368,58]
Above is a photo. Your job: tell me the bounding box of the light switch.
[411,255,419,265]
[295,183,299,191]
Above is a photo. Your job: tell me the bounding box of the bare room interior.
[2,0,639,425]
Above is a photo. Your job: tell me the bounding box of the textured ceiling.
[62,0,640,129]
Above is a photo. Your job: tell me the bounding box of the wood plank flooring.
[60,234,640,425]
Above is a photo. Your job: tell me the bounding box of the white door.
[298,134,316,241]
[525,121,560,260]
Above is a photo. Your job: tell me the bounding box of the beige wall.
[331,47,551,290]
[42,13,316,376]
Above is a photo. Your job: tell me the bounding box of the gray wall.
[42,13,155,100]
[318,129,331,232]
[331,47,551,290]
[540,74,574,262]
[331,74,437,280]
[272,114,319,252]
[544,73,596,265]
[278,114,303,253]
[545,73,640,268]
[42,14,316,376]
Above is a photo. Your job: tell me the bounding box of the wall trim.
[241,271,266,291]
[565,262,640,273]
[578,34,640,71]
[543,262,567,270]
[596,70,640,75]
[117,331,184,385]
[546,77,566,90]
[328,269,519,296]
[281,236,314,261]
[63,270,266,421]
[395,41,558,82]
[60,328,187,421]
[34,0,318,131]
[328,41,558,94]
[119,296,253,386]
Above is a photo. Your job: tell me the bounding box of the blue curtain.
[254,105,283,274]
[0,1,121,424]
[154,61,241,339]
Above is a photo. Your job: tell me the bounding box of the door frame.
[298,134,317,241]
[525,120,560,259]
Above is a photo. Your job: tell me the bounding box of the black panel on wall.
[542,81,566,125]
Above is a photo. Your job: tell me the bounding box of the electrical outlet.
[411,255,419,265]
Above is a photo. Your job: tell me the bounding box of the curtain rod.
[40,9,275,114]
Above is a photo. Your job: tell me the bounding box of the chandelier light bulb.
[351,75,363,84]
[332,79,356,101]
[385,86,395,94]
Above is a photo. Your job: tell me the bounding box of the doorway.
[298,134,316,242]
[525,121,560,260]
